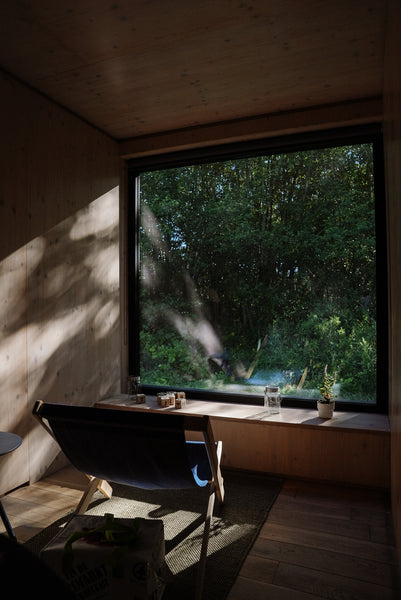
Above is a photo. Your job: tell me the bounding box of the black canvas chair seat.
[33,401,224,599]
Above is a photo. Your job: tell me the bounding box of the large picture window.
[128,128,387,412]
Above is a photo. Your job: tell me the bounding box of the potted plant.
[317,368,336,418]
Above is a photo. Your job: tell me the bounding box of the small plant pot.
[317,401,335,419]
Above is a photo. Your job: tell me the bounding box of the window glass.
[136,142,379,405]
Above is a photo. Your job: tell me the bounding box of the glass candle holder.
[264,384,281,414]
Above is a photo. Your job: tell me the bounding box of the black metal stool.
[0,432,22,540]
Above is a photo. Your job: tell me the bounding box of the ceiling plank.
[0,0,387,140]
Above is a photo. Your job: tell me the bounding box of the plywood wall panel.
[0,71,120,492]
[0,71,118,261]
[211,419,390,488]
[0,247,29,492]
[384,0,401,568]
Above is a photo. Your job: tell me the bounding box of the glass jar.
[264,384,281,414]
[127,376,141,395]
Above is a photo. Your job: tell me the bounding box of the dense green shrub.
[138,144,377,402]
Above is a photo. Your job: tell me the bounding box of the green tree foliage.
[138,144,376,402]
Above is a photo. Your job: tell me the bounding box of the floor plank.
[249,537,398,588]
[233,479,400,598]
[258,521,398,564]
[229,577,327,599]
[273,561,398,600]
[268,503,370,540]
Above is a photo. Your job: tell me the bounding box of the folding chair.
[33,400,224,599]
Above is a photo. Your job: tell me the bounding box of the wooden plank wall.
[384,0,401,568]
[211,419,390,489]
[0,71,120,493]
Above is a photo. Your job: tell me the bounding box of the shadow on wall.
[0,186,121,485]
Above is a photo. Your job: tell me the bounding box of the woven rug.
[25,470,281,599]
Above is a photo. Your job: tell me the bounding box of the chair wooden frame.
[33,400,224,600]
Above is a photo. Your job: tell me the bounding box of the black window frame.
[127,125,388,413]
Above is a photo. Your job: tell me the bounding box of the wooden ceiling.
[0,0,387,141]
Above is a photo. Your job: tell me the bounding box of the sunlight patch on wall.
[69,187,119,240]
[87,244,119,290]
[25,185,120,405]
[0,183,120,464]
[94,300,120,340]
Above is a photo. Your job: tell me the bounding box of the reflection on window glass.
[139,144,376,403]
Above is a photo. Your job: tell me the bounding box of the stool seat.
[0,431,23,541]
[0,432,22,456]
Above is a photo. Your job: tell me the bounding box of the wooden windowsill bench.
[96,395,390,489]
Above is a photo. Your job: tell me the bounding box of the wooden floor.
[1,468,400,599]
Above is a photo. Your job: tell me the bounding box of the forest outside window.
[128,128,387,412]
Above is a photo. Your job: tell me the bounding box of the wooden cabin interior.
[0,0,400,595]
